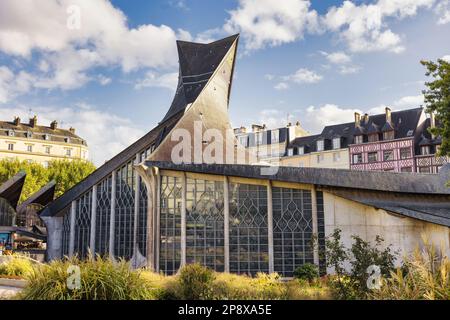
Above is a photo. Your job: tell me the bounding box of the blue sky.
[0,0,450,165]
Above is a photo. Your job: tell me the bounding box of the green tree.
[47,159,96,198]
[0,159,96,202]
[421,58,450,156]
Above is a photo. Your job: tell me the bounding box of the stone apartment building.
[0,116,89,167]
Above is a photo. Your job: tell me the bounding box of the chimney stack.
[29,115,37,127]
[13,116,21,126]
[69,127,76,134]
[363,113,369,123]
[50,120,58,130]
[354,112,361,126]
[385,107,392,123]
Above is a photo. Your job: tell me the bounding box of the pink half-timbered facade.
[350,137,416,172]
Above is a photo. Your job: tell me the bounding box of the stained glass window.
[73,191,92,259]
[229,183,268,276]
[138,178,148,257]
[160,175,182,275]
[272,187,313,277]
[186,179,225,272]
[95,176,111,256]
[114,161,135,259]
[316,191,326,275]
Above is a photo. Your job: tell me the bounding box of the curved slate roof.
[161,34,239,123]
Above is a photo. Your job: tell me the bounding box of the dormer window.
[332,137,341,149]
[421,146,430,155]
[26,131,32,138]
[255,132,263,145]
[316,139,324,151]
[354,135,363,144]
[8,130,14,137]
[383,130,394,141]
[271,130,279,144]
[368,133,379,143]
[44,134,50,141]
[287,148,294,156]
[239,136,248,147]
[298,146,304,155]
[64,137,70,143]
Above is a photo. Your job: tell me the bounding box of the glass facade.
[272,187,313,277]
[114,161,136,259]
[186,178,225,272]
[159,176,182,275]
[73,191,92,259]
[95,176,111,256]
[229,183,269,276]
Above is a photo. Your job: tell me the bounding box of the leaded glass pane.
[272,187,313,277]
[114,161,135,260]
[0,197,16,226]
[138,178,147,256]
[159,175,182,275]
[95,176,111,256]
[229,183,269,276]
[61,206,71,257]
[74,191,92,259]
[317,191,326,275]
[186,179,224,272]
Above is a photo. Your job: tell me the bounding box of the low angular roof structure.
[0,171,26,209]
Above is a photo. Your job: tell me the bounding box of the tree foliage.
[0,158,96,202]
[421,58,450,156]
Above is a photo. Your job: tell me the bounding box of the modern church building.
[40,35,450,277]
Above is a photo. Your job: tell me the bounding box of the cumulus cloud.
[435,0,450,24]
[134,71,178,91]
[282,68,323,84]
[223,0,320,52]
[0,66,34,103]
[274,82,289,90]
[0,104,145,166]
[319,50,361,74]
[322,0,435,54]
[0,0,188,101]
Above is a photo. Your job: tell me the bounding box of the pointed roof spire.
[161,34,239,123]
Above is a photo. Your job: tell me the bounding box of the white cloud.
[338,65,361,74]
[392,94,424,108]
[321,51,351,64]
[435,0,450,24]
[303,104,361,132]
[282,68,323,84]
[0,66,34,103]
[0,0,189,100]
[319,50,360,74]
[442,55,450,62]
[274,82,289,90]
[0,104,145,166]
[223,0,320,52]
[134,71,178,91]
[322,0,435,53]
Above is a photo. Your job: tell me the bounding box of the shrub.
[294,264,319,282]
[370,240,450,300]
[18,256,154,300]
[0,255,35,278]
[325,229,396,300]
[177,264,215,300]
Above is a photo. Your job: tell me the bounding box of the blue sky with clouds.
[0,0,450,165]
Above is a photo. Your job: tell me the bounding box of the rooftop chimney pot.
[354,112,361,126]
[50,120,58,130]
[13,116,20,126]
[29,115,37,127]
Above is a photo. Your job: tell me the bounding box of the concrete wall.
[323,191,450,271]
[41,215,63,261]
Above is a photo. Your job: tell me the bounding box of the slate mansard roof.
[288,107,424,155]
[0,120,87,146]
